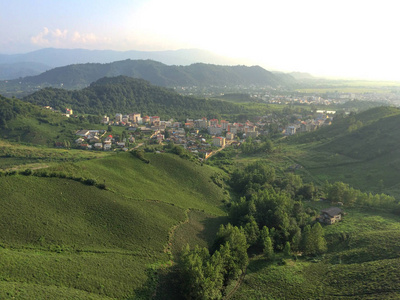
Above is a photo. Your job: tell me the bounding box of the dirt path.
[224,266,247,300]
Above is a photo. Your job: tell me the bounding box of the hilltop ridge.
[0,59,296,97]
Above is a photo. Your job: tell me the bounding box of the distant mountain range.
[0,48,250,80]
[0,59,296,97]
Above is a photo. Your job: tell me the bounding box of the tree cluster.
[325,181,397,209]
[240,138,274,154]
[178,224,248,299]
[229,160,325,255]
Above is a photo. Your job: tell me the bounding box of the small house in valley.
[318,207,342,225]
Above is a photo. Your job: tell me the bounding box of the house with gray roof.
[318,207,342,225]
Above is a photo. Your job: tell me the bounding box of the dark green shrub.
[20,169,33,176]
[83,178,97,186]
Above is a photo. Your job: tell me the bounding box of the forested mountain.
[23,76,248,119]
[0,94,44,126]
[0,59,296,97]
[0,48,245,80]
[0,62,50,80]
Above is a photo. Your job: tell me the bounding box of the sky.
[1,0,400,81]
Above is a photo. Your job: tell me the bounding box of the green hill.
[284,106,400,196]
[22,76,249,119]
[0,59,296,97]
[0,151,227,298]
[0,94,109,148]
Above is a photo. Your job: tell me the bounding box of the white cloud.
[30,27,106,48]
[52,28,68,39]
[71,31,98,44]
[30,27,50,45]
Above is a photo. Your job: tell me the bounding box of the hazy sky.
[1,0,400,81]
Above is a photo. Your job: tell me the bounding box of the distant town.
[54,107,336,158]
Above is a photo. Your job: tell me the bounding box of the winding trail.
[224,266,247,300]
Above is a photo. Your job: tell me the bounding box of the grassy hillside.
[282,106,400,196]
[231,205,400,299]
[0,152,227,298]
[0,139,110,170]
[0,94,104,147]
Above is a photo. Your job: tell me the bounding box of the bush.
[96,183,107,190]
[132,149,150,164]
[20,169,33,176]
[34,170,49,177]
[83,178,97,186]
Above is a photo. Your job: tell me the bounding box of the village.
[70,108,335,158]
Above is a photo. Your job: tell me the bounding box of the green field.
[0,152,228,298]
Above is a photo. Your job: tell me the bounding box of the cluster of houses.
[74,129,134,151]
[71,109,336,152]
[73,113,263,155]
[284,110,335,136]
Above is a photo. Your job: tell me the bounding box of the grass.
[0,152,228,298]
[45,152,228,215]
[170,210,229,258]
[0,139,110,170]
[0,281,113,300]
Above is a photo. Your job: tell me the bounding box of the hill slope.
[22,75,248,118]
[0,94,100,146]
[286,106,400,196]
[0,152,227,298]
[0,59,296,96]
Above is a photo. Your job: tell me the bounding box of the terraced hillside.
[284,106,400,197]
[0,152,227,299]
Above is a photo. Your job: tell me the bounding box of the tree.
[300,225,312,255]
[214,224,249,273]
[283,241,291,256]
[311,222,327,254]
[243,216,260,247]
[263,236,274,259]
[301,223,327,256]
[291,228,302,252]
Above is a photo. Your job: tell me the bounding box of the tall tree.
[263,236,274,259]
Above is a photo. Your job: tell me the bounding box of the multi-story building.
[209,119,219,126]
[115,113,123,122]
[220,120,229,130]
[102,116,109,124]
[195,118,208,128]
[212,136,226,147]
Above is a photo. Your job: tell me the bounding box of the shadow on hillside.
[153,265,184,300]
[245,258,273,274]
[199,215,229,249]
